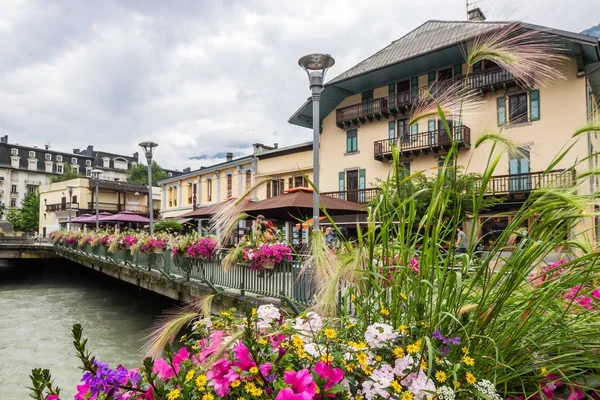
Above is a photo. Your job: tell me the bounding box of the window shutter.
[497,97,507,126]
[428,71,436,86]
[388,83,395,107]
[473,61,482,73]
[266,183,271,198]
[411,76,419,99]
[288,177,293,189]
[358,169,366,189]
[388,121,395,140]
[410,123,418,141]
[529,90,540,121]
[454,64,462,79]
[338,172,345,191]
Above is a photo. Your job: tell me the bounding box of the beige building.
[289,13,600,244]
[39,178,159,236]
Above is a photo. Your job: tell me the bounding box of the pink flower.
[234,342,256,371]
[140,388,155,400]
[591,289,600,300]
[207,358,237,397]
[74,384,92,400]
[275,369,316,400]
[153,358,175,380]
[198,330,225,362]
[314,361,344,396]
[46,395,60,400]
[260,363,273,376]
[173,347,189,368]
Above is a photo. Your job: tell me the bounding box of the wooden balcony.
[480,169,575,197]
[374,125,471,160]
[322,187,381,204]
[46,203,79,212]
[85,202,151,215]
[335,68,515,128]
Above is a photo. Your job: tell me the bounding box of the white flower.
[408,370,436,400]
[371,363,395,389]
[436,386,456,400]
[474,380,502,400]
[303,342,323,357]
[364,323,397,348]
[394,356,417,376]
[294,312,323,332]
[256,304,280,328]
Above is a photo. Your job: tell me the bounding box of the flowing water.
[0,260,177,399]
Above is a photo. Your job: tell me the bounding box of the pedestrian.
[325,227,337,247]
[455,225,467,253]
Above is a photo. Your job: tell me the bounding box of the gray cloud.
[1,0,598,170]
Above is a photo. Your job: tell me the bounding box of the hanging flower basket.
[153,247,163,254]
[263,262,276,270]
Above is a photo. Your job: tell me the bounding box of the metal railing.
[465,68,515,90]
[53,243,316,309]
[322,187,381,204]
[85,202,149,214]
[374,125,471,158]
[480,169,575,195]
[46,202,79,212]
[336,91,414,125]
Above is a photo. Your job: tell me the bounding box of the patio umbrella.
[243,188,366,221]
[99,211,150,224]
[72,212,113,224]
[179,198,239,218]
[71,213,93,223]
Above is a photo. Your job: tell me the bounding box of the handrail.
[322,187,381,204]
[374,125,471,158]
[480,169,575,195]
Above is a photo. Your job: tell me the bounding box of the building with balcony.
[38,178,160,236]
[289,12,600,243]
[0,135,141,214]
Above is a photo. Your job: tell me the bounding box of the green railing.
[53,243,315,309]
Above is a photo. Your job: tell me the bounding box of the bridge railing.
[53,243,316,309]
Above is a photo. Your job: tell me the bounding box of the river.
[0,259,177,399]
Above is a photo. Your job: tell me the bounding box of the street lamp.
[66,185,74,231]
[298,53,335,233]
[139,141,158,235]
[90,169,103,229]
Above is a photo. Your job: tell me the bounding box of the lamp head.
[66,185,74,194]
[298,53,335,86]
[139,141,158,160]
[90,169,103,180]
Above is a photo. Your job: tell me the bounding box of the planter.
[153,247,163,254]
[263,262,276,270]
[183,252,191,258]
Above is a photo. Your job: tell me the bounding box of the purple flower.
[81,360,128,398]
[432,329,444,341]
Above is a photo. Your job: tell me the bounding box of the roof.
[158,155,254,185]
[289,20,600,128]
[255,142,313,160]
[94,180,150,194]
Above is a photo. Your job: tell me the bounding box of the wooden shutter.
[338,172,345,192]
[497,97,507,126]
[410,123,418,141]
[288,177,293,189]
[358,169,366,202]
[388,83,395,107]
[411,76,418,99]
[266,182,271,198]
[529,90,540,121]
[428,71,436,86]
[454,64,462,79]
[388,121,395,140]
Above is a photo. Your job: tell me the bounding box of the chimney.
[273,143,279,149]
[183,167,191,173]
[87,145,94,154]
[44,143,49,150]
[226,152,233,161]
[73,148,80,154]
[467,7,486,22]
[0,135,8,144]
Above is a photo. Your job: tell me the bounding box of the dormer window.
[103,158,110,168]
[56,155,63,162]
[56,164,64,174]
[114,159,128,170]
[45,154,52,161]
[71,157,77,164]
[71,165,79,174]
[29,151,36,158]
[11,148,18,156]
[28,160,37,170]
[86,160,92,166]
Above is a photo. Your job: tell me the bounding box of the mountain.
[189,152,244,161]
[581,23,600,38]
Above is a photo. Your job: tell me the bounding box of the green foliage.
[7,193,39,232]
[50,162,81,183]
[153,220,183,233]
[126,161,167,186]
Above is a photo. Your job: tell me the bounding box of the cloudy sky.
[1,0,599,171]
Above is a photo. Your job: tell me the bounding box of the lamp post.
[298,53,335,233]
[90,169,103,229]
[66,185,74,231]
[139,141,158,235]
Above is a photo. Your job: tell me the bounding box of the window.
[10,199,16,208]
[28,160,37,170]
[86,168,92,177]
[45,154,52,161]
[272,179,284,197]
[72,195,78,204]
[45,162,53,173]
[245,170,252,190]
[71,157,77,164]
[346,129,358,153]
[103,158,110,168]
[340,169,366,203]
[11,185,17,194]
[207,178,213,202]
[388,121,395,140]
[361,90,373,114]
[397,119,409,140]
[27,186,37,194]
[56,155,63,162]
[410,123,418,142]
[497,90,540,126]
[11,148,18,156]
[57,164,64,174]
[227,174,233,198]
[509,150,531,192]
[29,151,35,158]
[86,160,92,166]
[294,176,308,188]
[114,160,128,170]
[71,165,79,174]
[410,76,418,100]
[11,157,19,168]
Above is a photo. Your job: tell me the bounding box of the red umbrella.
[99,211,150,224]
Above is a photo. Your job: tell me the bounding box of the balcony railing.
[335,68,516,127]
[374,125,471,160]
[322,187,381,204]
[46,203,79,212]
[85,202,150,214]
[480,169,575,196]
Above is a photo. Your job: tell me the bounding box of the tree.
[50,163,81,183]
[126,161,168,186]
[153,220,183,233]
[7,193,40,232]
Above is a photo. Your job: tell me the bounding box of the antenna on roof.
[45,142,51,150]
[466,0,486,21]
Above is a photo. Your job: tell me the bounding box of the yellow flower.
[292,336,305,348]
[344,362,355,372]
[399,325,409,334]
[220,311,233,318]
[466,372,476,385]
[315,386,320,394]
[420,360,427,370]
[297,348,307,358]
[196,374,207,390]
[394,347,405,358]
[400,293,408,300]
[250,388,263,397]
[356,352,368,365]
[249,366,259,375]
[258,338,267,345]
[251,308,257,316]
[401,392,413,400]
[348,323,356,328]
[245,382,257,392]
[180,334,187,341]
[390,380,403,393]
[462,346,469,354]
[231,380,241,388]
[363,366,373,376]
[435,356,441,364]
[453,380,461,389]
[435,371,447,383]
[541,367,548,375]
[375,355,383,362]
[320,354,333,363]
[167,389,181,400]
[463,356,475,366]
[380,306,390,316]
[324,328,337,339]
[185,370,195,382]
[202,394,214,400]
[406,343,419,354]
[351,295,357,302]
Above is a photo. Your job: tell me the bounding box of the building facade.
[0,135,140,212]
[38,178,160,236]
[289,14,600,243]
